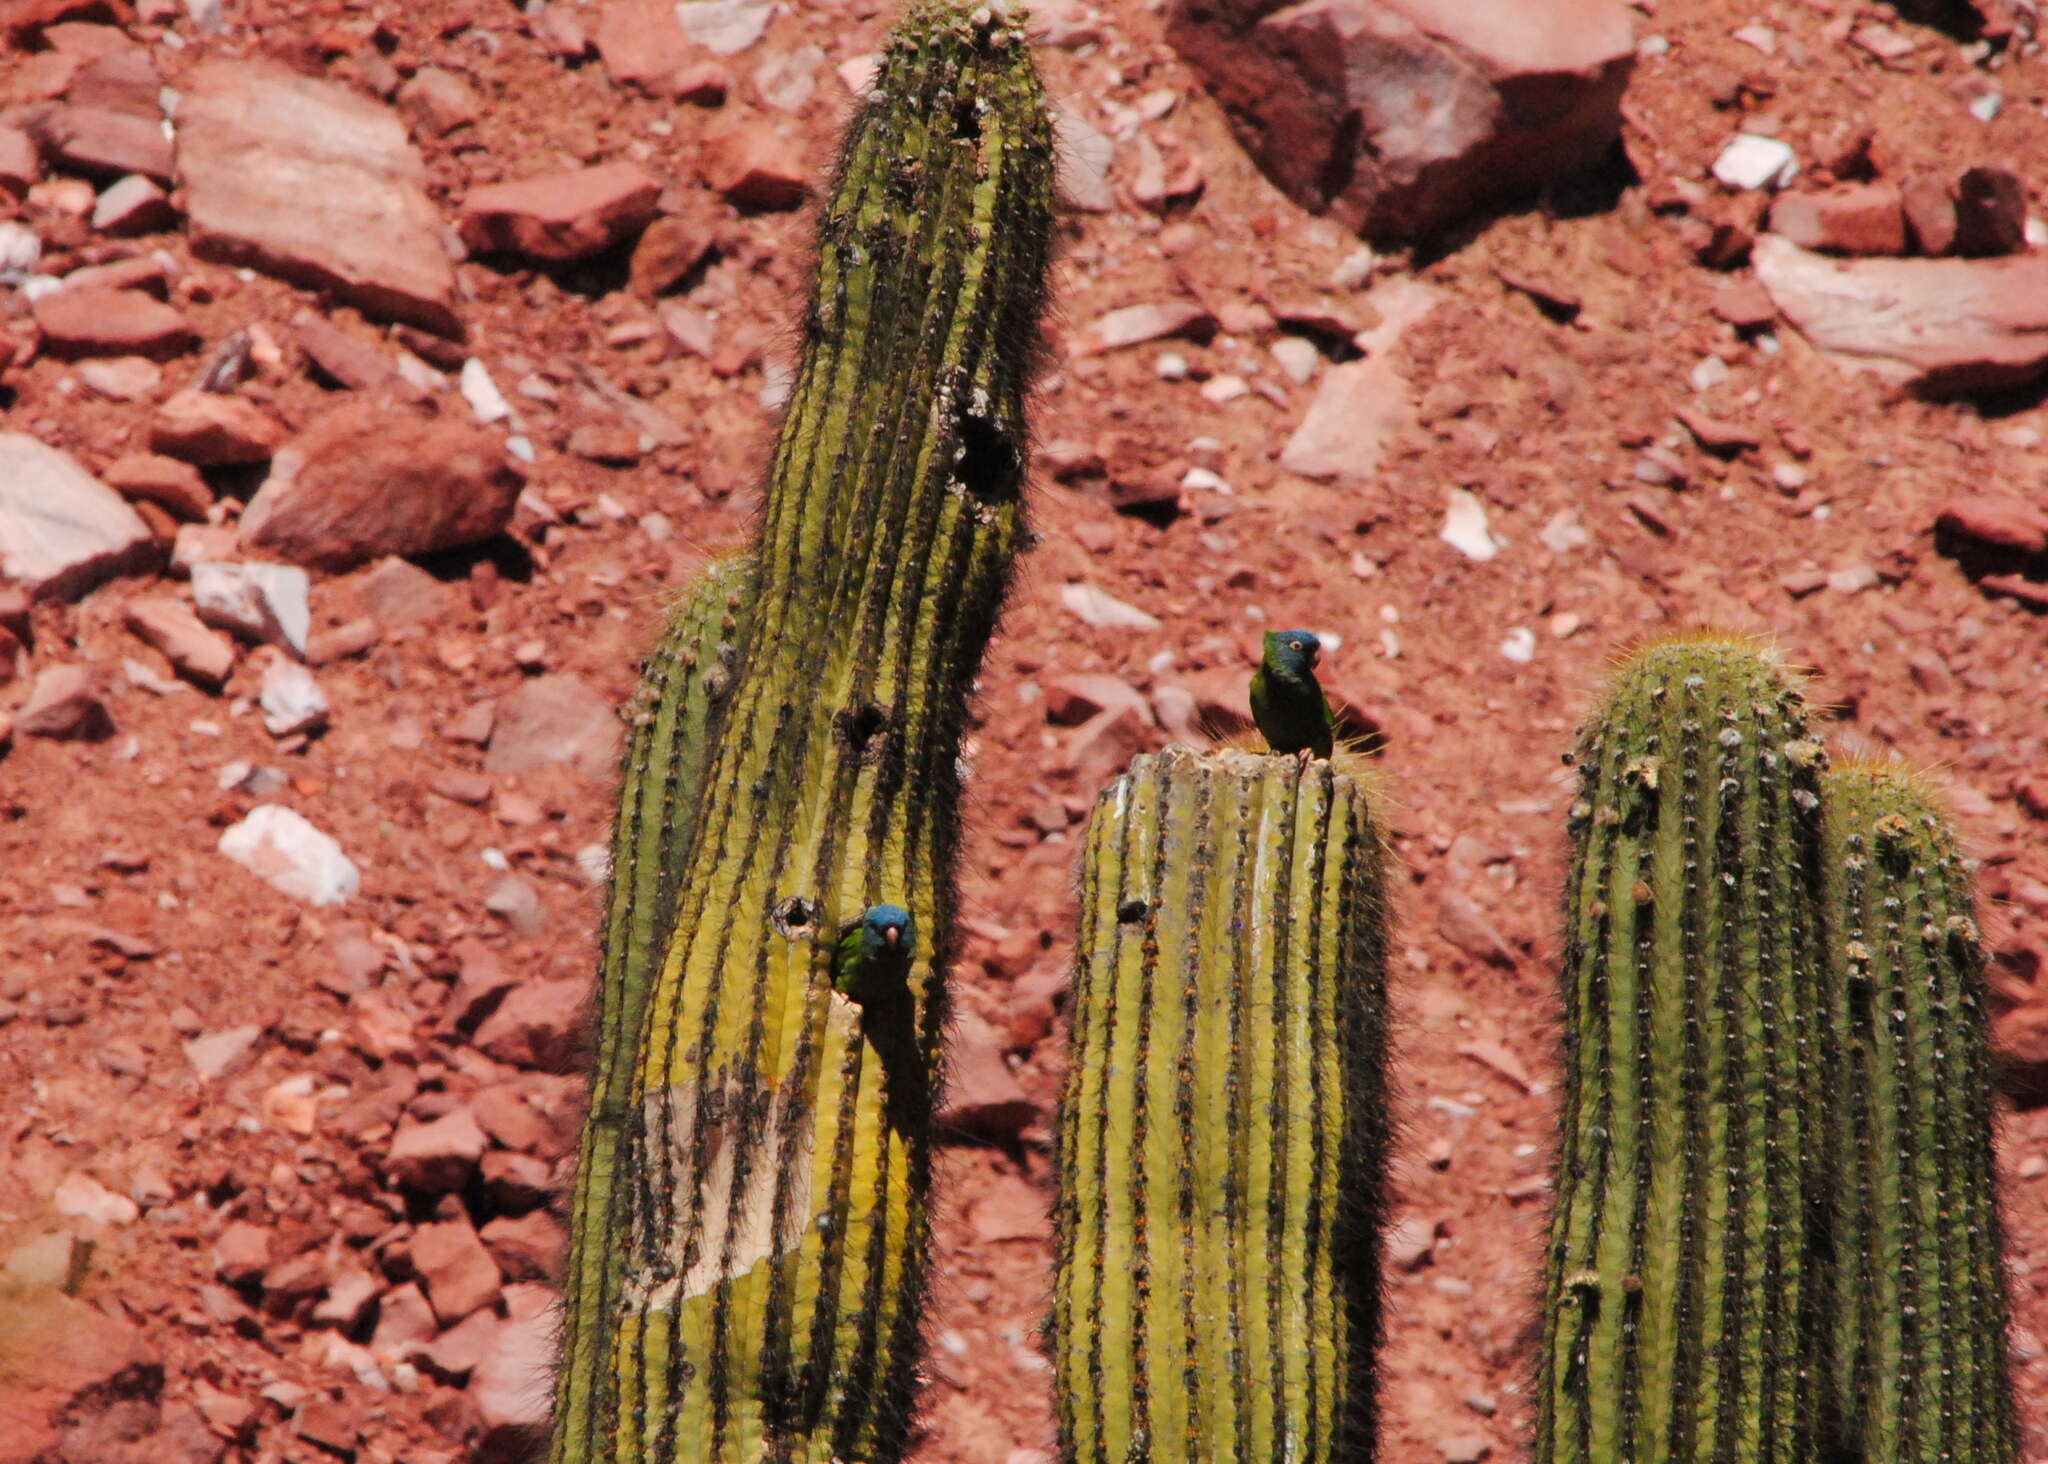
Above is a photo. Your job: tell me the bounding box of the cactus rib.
[1819,763,2018,1464]
[1537,637,1825,1464]
[1053,747,1391,1464]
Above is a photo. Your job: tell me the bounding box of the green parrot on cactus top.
[1250,628,1336,760]
[834,903,914,1004]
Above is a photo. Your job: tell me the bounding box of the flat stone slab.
[1754,235,2048,394]
[0,433,156,602]
[175,59,460,336]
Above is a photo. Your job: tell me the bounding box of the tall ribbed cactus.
[1538,637,1826,1464]
[556,557,754,1453]
[549,2,1053,1460]
[1819,762,2018,1464]
[1053,747,1391,1464]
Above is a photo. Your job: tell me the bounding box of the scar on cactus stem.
[1819,760,2018,1464]
[1054,746,1391,1464]
[553,556,754,1460]
[1537,633,1827,1464]
[547,2,1055,1462]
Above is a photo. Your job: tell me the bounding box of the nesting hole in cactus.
[773,897,822,939]
[834,701,895,763]
[955,411,1021,500]
[1115,898,1149,924]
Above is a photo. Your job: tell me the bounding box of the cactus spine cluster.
[556,557,753,1454]
[1053,747,1391,1464]
[1538,638,1826,1464]
[1819,762,2018,1463]
[548,3,1053,1461]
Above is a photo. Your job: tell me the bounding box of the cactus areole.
[1054,747,1392,1464]
[548,2,1054,1462]
[1538,638,1827,1464]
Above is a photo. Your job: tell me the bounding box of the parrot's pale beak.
[883,926,901,948]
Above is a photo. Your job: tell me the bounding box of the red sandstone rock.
[1768,182,1906,255]
[32,288,193,360]
[176,60,460,335]
[1167,0,1636,241]
[149,389,288,465]
[239,400,523,570]
[699,119,808,208]
[458,160,661,262]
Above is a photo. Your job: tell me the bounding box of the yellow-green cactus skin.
[1819,763,2018,1464]
[555,557,754,1457]
[1538,638,1826,1464]
[546,1,1054,1459]
[1053,747,1392,1464]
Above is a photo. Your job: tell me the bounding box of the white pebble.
[1712,133,1798,191]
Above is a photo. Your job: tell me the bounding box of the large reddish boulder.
[1167,0,1635,241]
[238,400,523,570]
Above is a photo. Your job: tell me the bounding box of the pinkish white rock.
[1070,301,1217,356]
[258,656,329,736]
[1278,357,1414,482]
[469,1284,557,1448]
[16,664,112,739]
[191,561,311,655]
[175,59,460,335]
[484,673,620,778]
[218,804,359,906]
[52,1171,139,1226]
[92,172,172,234]
[1059,581,1161,631]
[0,433,156,601]
[73,356,162,401]
[674,0,774,53]
[1753,234,2048,394]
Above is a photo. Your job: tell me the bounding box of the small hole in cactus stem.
[834,701,894,762]
[773,897,821,938]
[952,97,981,143]
[1116,898,1150,924]
[955,411,1020,500]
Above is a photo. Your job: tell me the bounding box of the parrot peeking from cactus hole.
[834,903,914,1005]
[1250,628,1337,761]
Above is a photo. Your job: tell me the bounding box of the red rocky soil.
[4,0,2048,1461]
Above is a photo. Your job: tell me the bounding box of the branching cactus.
[1053,746,1392,1464]
[1537,637,1827,1464]
[547,1,1054,1460]
[556,556,754,1453]
[1819,762,2018,1464]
